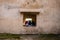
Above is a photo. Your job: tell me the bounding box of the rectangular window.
[22,12,37,27]
[21,12,39,27]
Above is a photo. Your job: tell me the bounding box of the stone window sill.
[23,25,36,27]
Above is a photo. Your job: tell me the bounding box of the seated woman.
[28,20,32,26]
[25,21,29,26]
[32,21,36,26]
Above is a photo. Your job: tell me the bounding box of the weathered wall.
[37,0,60,34]
[0,0,60,34]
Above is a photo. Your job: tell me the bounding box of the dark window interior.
[22,12,37,27]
